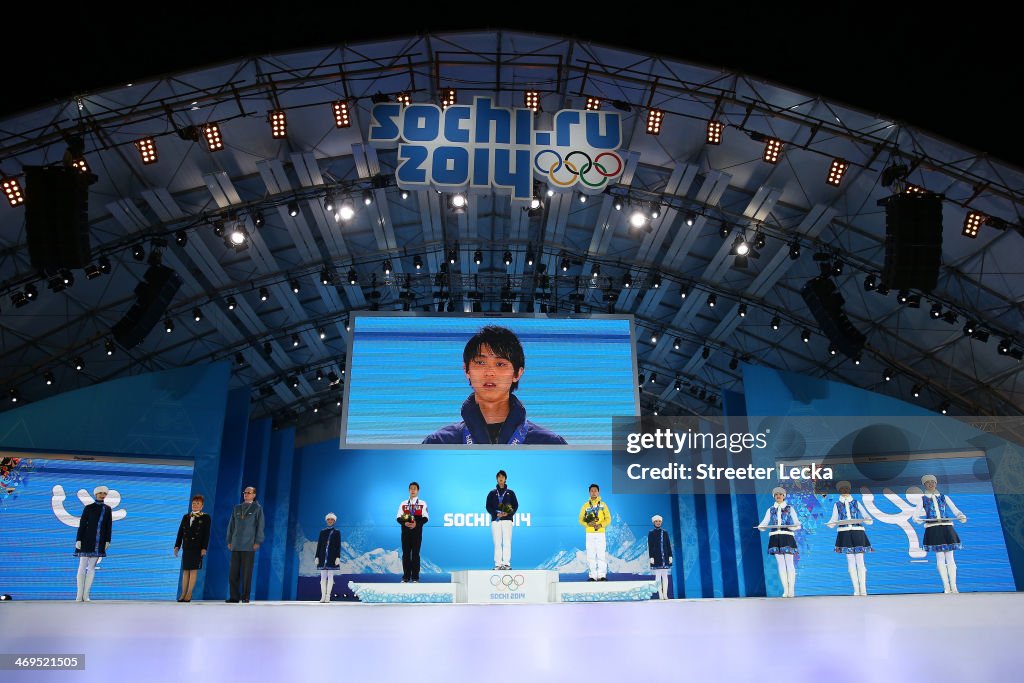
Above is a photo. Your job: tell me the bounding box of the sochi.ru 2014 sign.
[368,96,624,201]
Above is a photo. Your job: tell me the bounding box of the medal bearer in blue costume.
[314,513,342,602]
[647,515,673,600]
[73,484,113,602]
[912,474,967,594]
[825,481,874,596]
[485,470,519,570]
[757,486,802,598]
[422,325,567,445]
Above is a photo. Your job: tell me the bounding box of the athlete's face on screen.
[465,345,524,402]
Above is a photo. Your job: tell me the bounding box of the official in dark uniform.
[174,494,212,602]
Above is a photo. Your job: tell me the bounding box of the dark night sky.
[6,7,1023,167]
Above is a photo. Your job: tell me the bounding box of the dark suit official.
[175,511,212,570]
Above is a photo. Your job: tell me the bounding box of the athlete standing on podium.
[397,482,429,582]
[486,470,518,570]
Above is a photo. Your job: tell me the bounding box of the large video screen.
[0,454,194,600]
[341,314,639,447]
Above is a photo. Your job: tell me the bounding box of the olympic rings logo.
[489,573,527,591]
[533,149,623,189]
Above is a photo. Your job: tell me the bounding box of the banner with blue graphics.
[368,96,624,199]
[293,447,673,599]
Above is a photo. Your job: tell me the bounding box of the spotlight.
[738,303,747,317]
[263,341,273,356]
[702,347,710,359]
[940,402,949,415]
[290,279,300,294]
[347,268,357,285]
[684,213,696,227]
[2,176,25,206]
[897,290,909,305]
[623,272,632,288]
[448,245,459,264]
[400,189,410,200]
[753,231,766,249]
[638,373,646,386]
[591,264,601,278]
[289,375,300,389]
[585,96,601,111]
[473,251,483,266]
[136,137,158,164]
[941,310,958,325]
[98,256,111,274]
[318,327,326,340]
[679,286,687,299]
[613,197,623,211]
[324,194,335,212]
[503,251,513,266]
[524,90,540,112]
[336,201,355,222]
[883,368,893,382]
[629,209,647,229]
[226,296,237,311]
[413,255,423,270]
[731,235,750,256]
[762,138,783,164]
[650,332,658,344]
[526,248,535,266]
[771,316,781,330]
[332,101,351,128]
[560,256,570,272]
[362,190,373,206]
[675,380,682,391]
[719,224,731,239]
[44,371,55,385]
[963,320,977,336]
[396,92,411,106]
[529,196,542,211]
[650,274,661,289]
[730,357,739,370]
[193,308,203,322]
[288,201,299,217]
[912,384,922,398]
[646,109,664,135]
[707,293,717,308]
[579,194,587,204]
[84,264,101,279]
[132,243,145,261]
[998,338,1012,355]
[213,220,226,237]
[829,344,838,356]
[650,205,660,219]
[164,318,174,333]
[321,268,333,285]
[9,292,26,308]
[259,287,269,302]
[74,357,84,371]
[853,354,862,365]
[650,372,657,383]
[863,274,877,291]
[930,303,942,319]
[292,334,301,348]
[203,123,223,151]
[673,337,681,350]
[963,211,986,238]
[826,159,849,186]
[269,110,287,139]
[382,259,392,275]
[8,388,18,404]
[832,261,843,276]
[227,225,249,250]
[105,339,115,356]
[441,88,457,108]
[801,328,811,343]
[788,240,801,260]
[175,230,188,247]
[450,193,467,213]
[706,120,723,145]
[235,352,246,367]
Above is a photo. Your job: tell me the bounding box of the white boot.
[788,573,797,598]
[319,575,328,602]
[947,564,959,594]
[325,574,335,602]
[83,571,96,601]
[659,576,667,600]
[849,566,860,596]
[858,568,868,596]
[937,562,951,594]
[75,572,85,602]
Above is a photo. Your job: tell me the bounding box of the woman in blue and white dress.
[314,513,342,602]
[912,474,967,594]
[826,480,874,596]
[757,487,802,598]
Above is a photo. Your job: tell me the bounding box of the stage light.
[629,209,647,229]
[560,256,570,272]
[24,283,37,301]
[963,211,985,238]
[801,328,811,343]
[998,338,1012,355]
[738,303,747,317]
[171,230,187,247]
[441,88,457,108]
[912,384,922,398]
[526,249,535,266]
[318,327,326,340]
[400,189,410,200]
[292,334,301,348]
[235,352,246,367]
[448,245,459,264]
[592,264,601,277]
[832,261,843,276]
[332,101,351,128]
[289,375,299,388]
[684,213,696,227]
[323,194,335,213]
[363,190,373,206]
[450,193,468,213]
[336,201,355,222]
[74,357,84,371]
[707,293,717,308]
[753,231,766,249]
[383,259,392,275]
[212,220,226,237]
[673,337,681,350]
[940,402,949,415]
[529,196,542,212]
[524,91,540,112]
[290,279,300,294]
[71,157,89,173]
[963,320,977,336]
[193,308,203,322]
[829,344,838,356]
[789,240,801,260]
[226,296,237,311]
[926,303,942,319]
[134,137,158,165]
[288,201,300,217]
[650,205,661,220]
[9,388,19,403]
[227,225,249,249]
[732,235,750,256]
[165,318,174,333]
[105,339,115,356]
[646,108,664,135]
[863,274,877,291]
[706,120,723,145]
[396,92,411,106]
[675,380,682,391]
[263,341,273,355]
[578,194,587,203]
[719,224,731,239]
[762,138,782,164]
[826,159,849,186]
[2,176,24,206]
[9,291,26,307]
[702,346,710,359]
[897,290,909,305]
[650,332,658,344]
[853,354,862,365]
[876,283,890,296]
[546,188,554,197]
[259,287,269,302]
[883,368,893,382]
[321,268,333,285]
[679,286,687,299]
[44,371,55,386]
[650,274,661,289]
[730,357,739,370]
[503,251,513,266]
[623,272,632,288]
[132,243,145,261]
[269,110,287,139]
[771,316,781,330]
[203,123,223,151]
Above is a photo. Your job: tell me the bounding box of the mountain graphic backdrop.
[537,513,654,574]
[297,526,442,576]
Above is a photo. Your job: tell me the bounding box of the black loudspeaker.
[112,265,183,349]
[800,276,866,358]
[24,165,96,270]
[883,193,943,292]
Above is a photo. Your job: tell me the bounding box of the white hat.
[325,512,337,521]
[836,480,851,491]
[93,485,109,495]
[651,514,663,523]
[771,487,786,497]
[921,474,937,485]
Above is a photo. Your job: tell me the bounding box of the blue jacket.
[422,394,567,445]
[485,486,519,522]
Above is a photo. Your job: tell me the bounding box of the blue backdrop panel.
[292,444,674,598]
[342,314,638,446]
[0,457,194,599]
